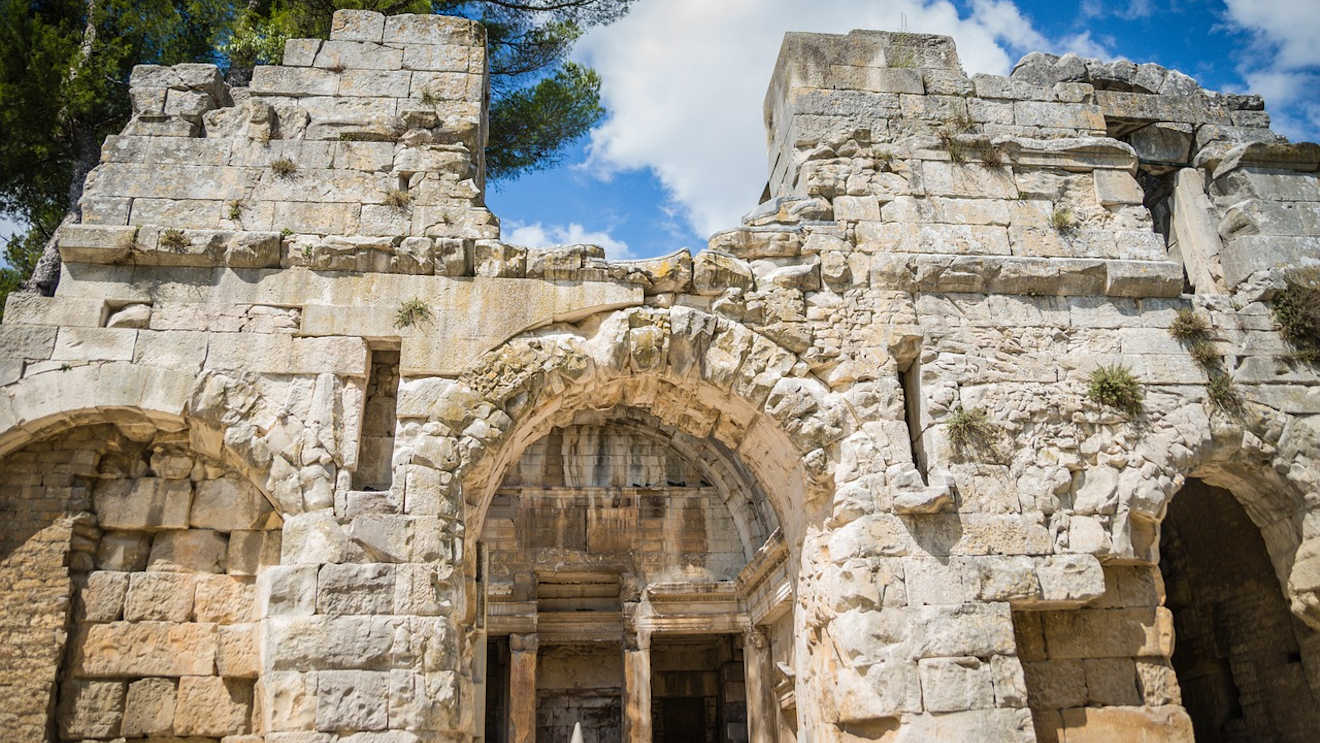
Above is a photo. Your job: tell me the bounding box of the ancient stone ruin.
[3,8,1320,742]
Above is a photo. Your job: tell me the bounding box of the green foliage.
[1271,267,1320,365]
[1168,308,1210,343]
[486,61,604,181]
[419,89,440,106]
[271,157,297,177]
[1206,372,1242,414]
[1087,364,1143,415]
[227,200,244,220]
[1188,340,1220,368]
[1051,206,1077,232]
[946,406,995,448]
[394,297,431,328]
[160,228,188,251]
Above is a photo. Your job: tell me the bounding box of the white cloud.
[1080,0,1152,21]
[1224,0,1320,71]
[576,0,1101,238]
[1224,0,1320,140]
[504,220,633,260]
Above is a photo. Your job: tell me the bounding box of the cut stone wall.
[2,9,1320,742]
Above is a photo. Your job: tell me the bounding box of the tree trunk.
[22,0,98,296]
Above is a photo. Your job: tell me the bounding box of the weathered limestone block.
[317,670,390,731]
[57,679,125,739]
[124,571,196,621]
[148,529,228,572]
[78,570,130,622]
[192,475,276,530]
[121,677,176,737]
[317,562,396,615]
[94,477,192,530]
[218,623,261,678]
[71,621,218,677]
[174,675,252,736]
[331,9,386,42]
[917,656,994,712]
[263,615,395,671]
[195,574,257,623]
[1056,705,1194,742]
[96,531,153,571]
[1040,607,1174,659]
[262,671,318,732]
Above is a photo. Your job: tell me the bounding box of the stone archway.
[1160,478,1320,742]
[0,410,284,741]
[1011,399,1320,742]
[393,305,898,742]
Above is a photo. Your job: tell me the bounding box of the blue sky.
[5,0,1318,261]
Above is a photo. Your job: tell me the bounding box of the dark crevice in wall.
[898,360,928,485]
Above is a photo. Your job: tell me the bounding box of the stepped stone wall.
[1,9,1320,743]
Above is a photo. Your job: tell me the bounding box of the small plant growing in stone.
[384,189,412,209]
[1188,340,1220,368]
[949,111,974,132]
[227,200,244,221]
[946,406,995,447]
[280,227,293,237]
[1206,372,1242,414]
[1168,308,1211,343]
[1271,266,1320,364]
[1087,364,1143,415]
[302,245,313,259]
[419,89,439,106]
[1050,206,1077,233]
[977,143,1004,167]
[394,298,432,329]
[160,228,188,252]
[271,158,297,177]
[937,128,972,164]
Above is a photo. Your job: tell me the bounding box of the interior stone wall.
[483,424,752,590]
[0,421,279,742]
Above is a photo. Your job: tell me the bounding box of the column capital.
[746,627,768,650]
[510,632,539,652]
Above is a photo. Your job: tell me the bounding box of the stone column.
[744,628,776,743]
[509,633,538,743]
[623,630,652,743]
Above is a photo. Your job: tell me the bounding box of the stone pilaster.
[623,630,652,743]
[744,628,776,743]
[509,633,538,743]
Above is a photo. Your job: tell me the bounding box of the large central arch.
[396,305,871,741]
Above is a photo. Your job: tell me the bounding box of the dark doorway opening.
[485,637,510,743]
[1161,479,1320,743]
[651,634,748,743]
